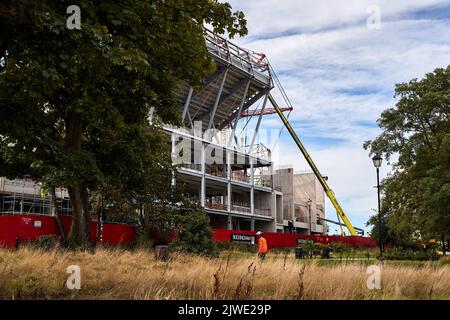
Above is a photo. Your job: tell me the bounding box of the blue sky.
[228,0,450,234]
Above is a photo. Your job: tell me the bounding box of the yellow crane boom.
[268,94,358,236]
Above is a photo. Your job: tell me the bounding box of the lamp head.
[372,154,382,168]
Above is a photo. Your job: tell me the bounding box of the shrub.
[132,228,154,250]
[329,242,350,253]
[170,207,218,256]
[33,235,59,251]
[382,248,440,261]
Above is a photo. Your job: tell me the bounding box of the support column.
[182,87,194,122]
[200,142,206,207]
[227,150,232,230]
[270,162,274,190]
[250,158,255,232]
[171,133,176,187]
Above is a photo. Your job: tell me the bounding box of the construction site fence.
[0,214,376,249]
[0,214,136,248]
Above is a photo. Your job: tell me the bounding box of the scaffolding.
[0,179,72,216]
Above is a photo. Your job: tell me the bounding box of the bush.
[170,207,218,256]
[34,235,59,251]
[301,243,327,252]
[132,228,154,250]
[382,248,440,261]
[329,242,350,253]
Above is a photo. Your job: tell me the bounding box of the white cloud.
[230,0,449,36]
[228,1,450,234]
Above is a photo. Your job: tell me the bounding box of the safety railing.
[179,163,202,172]
[231,171,250,184]
[205,201,227,212]
[254,208,272,217]
[205,165,227,178]
[231,203,251,214]
[204,28,270,78]
[254,176,272,189]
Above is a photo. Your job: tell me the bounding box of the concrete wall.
[274,169,327,235]
[273,168,294,221]
[293,172,326,234]
[254,220,274,233]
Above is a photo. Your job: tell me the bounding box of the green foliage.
[170,201,218,256]
[328,242,350,253]
[382,247,439,261]
[365,66,450,245]
[300,243,327,252]
[132,228,154,250]
[0,1,247,247]
[215,241,258,253]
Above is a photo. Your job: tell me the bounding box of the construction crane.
[268,94,358,236]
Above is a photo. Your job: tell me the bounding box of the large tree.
[365,66,450,244]
[0,0,247,247]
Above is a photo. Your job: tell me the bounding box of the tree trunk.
[65,112,91,248]
[49,187,67,245]
[68,184,91,248]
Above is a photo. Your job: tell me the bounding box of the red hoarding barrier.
[0,214,60,247]
[0,214,376,249]
[213,229,377,248]
[0,214,137,248]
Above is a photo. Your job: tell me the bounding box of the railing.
[179,163,202,172]
[231,171,250,183]
[204,28,270,78]
[231,203,251,214]
[205,165,227,178]
[254,208,271,217]
[254,176,272,189]
[205,201,227,212]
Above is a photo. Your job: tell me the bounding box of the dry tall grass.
[0,247,449,300]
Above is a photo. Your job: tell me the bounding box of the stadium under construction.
[0,29,372,247]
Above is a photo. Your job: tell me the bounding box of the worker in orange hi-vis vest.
[256,231,268,261]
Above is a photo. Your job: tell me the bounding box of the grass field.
[0,247,449,300]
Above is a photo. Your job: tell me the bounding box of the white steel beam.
[207,68,229,130]
[248,93,269,153]
[228,79,251,147]
[182,87,194,122]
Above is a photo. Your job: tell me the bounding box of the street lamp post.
[307,199,312,235]
[372,154,384,258]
